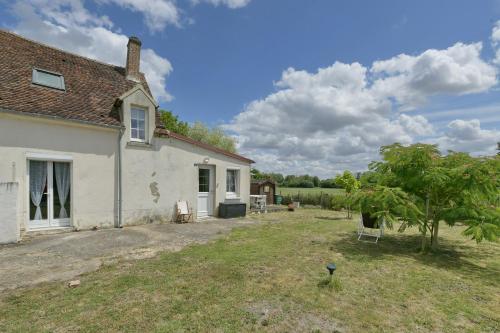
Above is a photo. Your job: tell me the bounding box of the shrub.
[330,195,347,211]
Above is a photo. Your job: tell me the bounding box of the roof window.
[32,68,65,90]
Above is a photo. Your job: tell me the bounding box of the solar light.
[326,263,336,276]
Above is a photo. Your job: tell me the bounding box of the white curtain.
[227,170,236,193]
[29,161,47,220]
[54,162,70,219]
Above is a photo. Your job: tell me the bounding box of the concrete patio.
[0,217,257,291]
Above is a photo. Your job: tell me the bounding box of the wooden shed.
[250,179,276,205]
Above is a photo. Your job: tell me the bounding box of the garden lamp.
[326,263,336,276]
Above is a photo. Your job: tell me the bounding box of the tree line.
[160,110,237,153]
[251,169,347,188]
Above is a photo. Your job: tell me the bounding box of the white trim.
[118,84,158,107]
[130,106,147,142]
[26,152,73,162]
[225,168,240,199]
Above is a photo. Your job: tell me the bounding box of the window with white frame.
[130,107,147,141]
[226,169,240,198]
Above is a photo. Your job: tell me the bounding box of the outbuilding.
[250,179,276,205]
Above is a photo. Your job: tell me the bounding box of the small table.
[250,195,267,213]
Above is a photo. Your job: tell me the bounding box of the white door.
[197,166,214,218]
[28,160,71,230]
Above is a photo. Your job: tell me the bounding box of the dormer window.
[131,107,147,142]
[32,68,65,90]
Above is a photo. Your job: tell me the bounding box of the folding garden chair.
[176,201,193,223]
[358,212,385,243]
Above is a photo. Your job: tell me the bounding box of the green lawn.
[1,209,499,332]
[277,187,345,196]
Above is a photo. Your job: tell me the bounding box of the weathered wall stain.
[150,181,160,203]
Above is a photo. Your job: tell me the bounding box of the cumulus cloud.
[226,34,499,177]
[9,0,173,101]
[436,119,500,154]
[372,42,497,109]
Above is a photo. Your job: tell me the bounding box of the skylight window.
[32,68,65,90]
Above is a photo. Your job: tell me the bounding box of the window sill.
[127,141,153,149]
[225,195,241,200]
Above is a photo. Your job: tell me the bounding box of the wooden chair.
[176,201,193,223]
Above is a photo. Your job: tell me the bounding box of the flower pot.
[361,212,378,228]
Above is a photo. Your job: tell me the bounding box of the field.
[1,209,499,332]
[277,186,345,196]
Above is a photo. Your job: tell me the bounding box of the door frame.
[25,153,73,231]
[197,165,215,218]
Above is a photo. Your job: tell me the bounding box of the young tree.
[334,171,360,219]
[372,143,500,252]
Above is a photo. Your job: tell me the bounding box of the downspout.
[117,126,125,228]
[117,125,124,228]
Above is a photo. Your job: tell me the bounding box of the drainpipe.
[117,125,124,228]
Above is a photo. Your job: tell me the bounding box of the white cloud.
[397,114,434,136]
[227,35,499,177]
[372,42,497,109]
[191,0,251,9]
[436,119,500,154]
[98,0,181,32]
[10,0,173,101]
[491,20,500,64]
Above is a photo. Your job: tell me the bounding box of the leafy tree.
[334,171,360,219]
[251,168,264,180]
[312,176,320,187]
[159,110,189,136]
[267,173,285,185]
[320,178,338,188]
[188,122,237,153]
[371,143,500,252]
[359,171,380,188]
[351,185,423,230]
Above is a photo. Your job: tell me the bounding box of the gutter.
[0,107,122,130]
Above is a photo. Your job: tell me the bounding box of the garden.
[1,209,498,332]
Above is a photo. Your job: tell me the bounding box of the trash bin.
[274,195,283,205]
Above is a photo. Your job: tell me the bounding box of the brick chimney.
[126,36,142,82]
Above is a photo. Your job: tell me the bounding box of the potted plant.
[351,185,423,231]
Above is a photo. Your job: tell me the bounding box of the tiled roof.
[155,128,254,164]
[0,29,152,127]
[0,29,252,164]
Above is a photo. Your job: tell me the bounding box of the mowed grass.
[1,209,499,332]
[277,187,345,196]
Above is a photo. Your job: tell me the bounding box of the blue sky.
[1,0,500,177]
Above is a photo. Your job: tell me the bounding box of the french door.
[28,160,71,229]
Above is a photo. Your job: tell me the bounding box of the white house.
[0,30,253,244]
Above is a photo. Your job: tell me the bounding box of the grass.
[1,209,499,332]
[277,187,345,196]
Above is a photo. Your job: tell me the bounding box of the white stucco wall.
[119,88,251,225]
[0,112,118,231]
[0,182,19,244]
[0,98,252,238]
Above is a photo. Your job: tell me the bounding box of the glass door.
[197,166,214,218]
[28,160,71,229]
